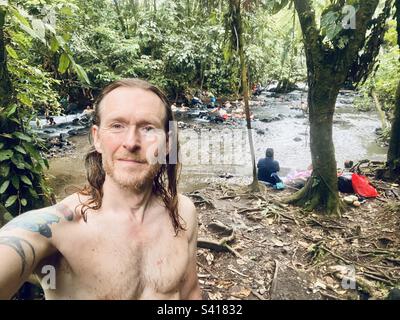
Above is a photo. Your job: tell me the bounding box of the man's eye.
[143,126,155,132]
[111,123,123,129]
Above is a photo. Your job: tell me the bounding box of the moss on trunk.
[286,78,343,215]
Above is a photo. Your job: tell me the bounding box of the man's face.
[92,87,167,191]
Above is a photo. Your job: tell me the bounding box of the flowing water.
[46,89,387,197]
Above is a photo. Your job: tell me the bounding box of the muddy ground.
[189,169,400,300]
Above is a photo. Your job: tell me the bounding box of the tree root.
[284,177,344,216]
[187,191,216,208]
[197,230,246,260]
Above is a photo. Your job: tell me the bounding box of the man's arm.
[0,204,73,299]
[275,160,280,172]
[178,195,202,300]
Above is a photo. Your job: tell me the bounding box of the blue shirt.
[257,157,280,183]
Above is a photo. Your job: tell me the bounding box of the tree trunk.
[0,8,12,107]
[231,0,259,191]
[288,71,342,215]
[112,0,127,36]
[289,0,379,215]
[386,78,400,178]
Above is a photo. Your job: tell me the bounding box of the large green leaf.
[5,45,18,59]
[9,6,30,27]
[11,175,19,190]
[14,145,26,155]
[20,175,32,186]
[58,52,70,73]
[0,164,10,177]
[18,22,46,44]
[5,195,18,208]
[0,150,13,161]
[22,142,42,162]
[11,156,25,169]
[6,104,17,117]
[32,18,46,40]
[73,63,90,85]
[28,188,39,199]
[0,180,10,193]
[13,132,32,142]
[49,36,60,52]
[321,11,342,41]
[17,93,33,107]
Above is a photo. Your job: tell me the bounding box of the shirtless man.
[0,79,202,300]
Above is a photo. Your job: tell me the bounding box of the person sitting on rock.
[257,148,283,188]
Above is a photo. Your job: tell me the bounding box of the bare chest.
[46,218,189,299]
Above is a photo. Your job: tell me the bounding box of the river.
[46,89,387,198]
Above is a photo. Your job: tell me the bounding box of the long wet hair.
[78,78,183,233]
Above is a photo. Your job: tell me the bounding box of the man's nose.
[122,126,141,151]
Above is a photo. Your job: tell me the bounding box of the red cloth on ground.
[351,173,378,198]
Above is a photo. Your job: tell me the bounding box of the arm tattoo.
[0,236,36,277]
[55,203,74,221]
[1,212,60,238]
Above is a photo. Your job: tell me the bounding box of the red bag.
[351,173,378,198]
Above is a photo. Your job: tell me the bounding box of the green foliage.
[356,20,400,118]
[55,0,307,97]
[0,0,89,217]
[0,104,50,216]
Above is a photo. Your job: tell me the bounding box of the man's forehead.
[100,87,165,117]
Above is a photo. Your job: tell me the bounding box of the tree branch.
[293,0,321,54]
[339,0,380,73]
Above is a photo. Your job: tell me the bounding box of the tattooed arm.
[0,204,74,299]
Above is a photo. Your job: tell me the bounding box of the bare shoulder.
[177,194,198,238]
[0,193,84,239]
[56,192,90,220]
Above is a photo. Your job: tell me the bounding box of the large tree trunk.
[288,69,342,214]
[386,78,400,178]
[289,0,379,215]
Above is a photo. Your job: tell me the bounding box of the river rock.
[343,195,358,204]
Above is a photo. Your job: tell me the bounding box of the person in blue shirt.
[257,148,283,187]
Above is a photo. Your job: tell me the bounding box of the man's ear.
[92,125,102,154]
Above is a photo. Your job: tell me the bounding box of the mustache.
[114,155,148,163]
